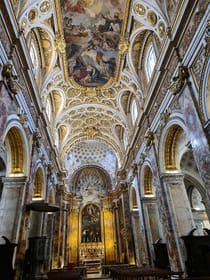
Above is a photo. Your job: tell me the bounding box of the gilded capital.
[54,33,66,54]
[118,37,129,55]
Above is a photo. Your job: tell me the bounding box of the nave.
[0,0,210,279]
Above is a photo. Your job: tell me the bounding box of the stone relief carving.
[1,63,22,95]
[168,65,189,95]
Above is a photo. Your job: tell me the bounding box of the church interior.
[0,0,210,279]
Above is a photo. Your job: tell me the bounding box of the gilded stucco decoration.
[164,125,183,171]
[64,141,118,186]
[132,1,166,39]
[57,0,129,87]
[15,0,169,178]
[40,0,52,14]
[33,167,44,198]
[28,9,38,23]
[7,127,24,174]
[191,47,206,90]
[143,165,153,195]
[126,0,167,88]
[134,3,146,17]
[72,167,111,197]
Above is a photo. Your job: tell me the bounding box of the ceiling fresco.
[16,0,169,182]
[60,0,126,86]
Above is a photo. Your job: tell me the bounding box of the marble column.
[121,185,135,264]
[51,187,63,268]
[61,202,68,267]
[113,202,121,263]
[149,146,183,272]
[179,82,210,204]
[0,176,27,243]
[45,212,55,271]
[130,210,145,266]
[161,173,195,236]
[0,176,27,280]
[142,198,163,266]
[161,173,195,273]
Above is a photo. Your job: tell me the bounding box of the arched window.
[123,130,128,149]
[46,98,51,121]
[29,39,39,80]
[131,98,138,125]
[145,45,156,81]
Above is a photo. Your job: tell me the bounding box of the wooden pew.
[102,264,136,276]
[47,269,81,280]
[109,266,183,280]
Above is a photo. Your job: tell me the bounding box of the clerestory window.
[145,45,156,81]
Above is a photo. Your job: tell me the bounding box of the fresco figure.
[61,0,126,86]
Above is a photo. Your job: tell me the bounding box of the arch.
[142,165,154,195]
[163,124,186,171]
[0,156,6,200]
[33,166,45,200]
[131,187,138,209]
[159,114,189,172]
[128,27,161,84]
[25,25,57,82]
[4,124,29,176]
[183,175,210,235]
[201,58,210,121]
[70,165,112,196]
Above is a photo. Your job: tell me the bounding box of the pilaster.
[120,184,135,264]
[0,176,27,243]
[149,145,183,272]
[179,82,210,203]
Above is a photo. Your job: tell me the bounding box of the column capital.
[160,172,185,184]
[2,176,28,185]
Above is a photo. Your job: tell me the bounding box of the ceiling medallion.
[54,33,66,54]
[84,87,97,98]
[40,0,52,14]
[134,3,146,17]
[147,11,157,26]
[83,127,100,139]
[158,22,165,38]
[28,9,38,23]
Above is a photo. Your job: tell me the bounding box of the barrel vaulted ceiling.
[15,0,170,182]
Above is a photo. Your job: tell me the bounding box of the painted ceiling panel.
[60,0,126,87]
[16,0,168,178]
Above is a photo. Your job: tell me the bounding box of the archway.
[68,166,115,272]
